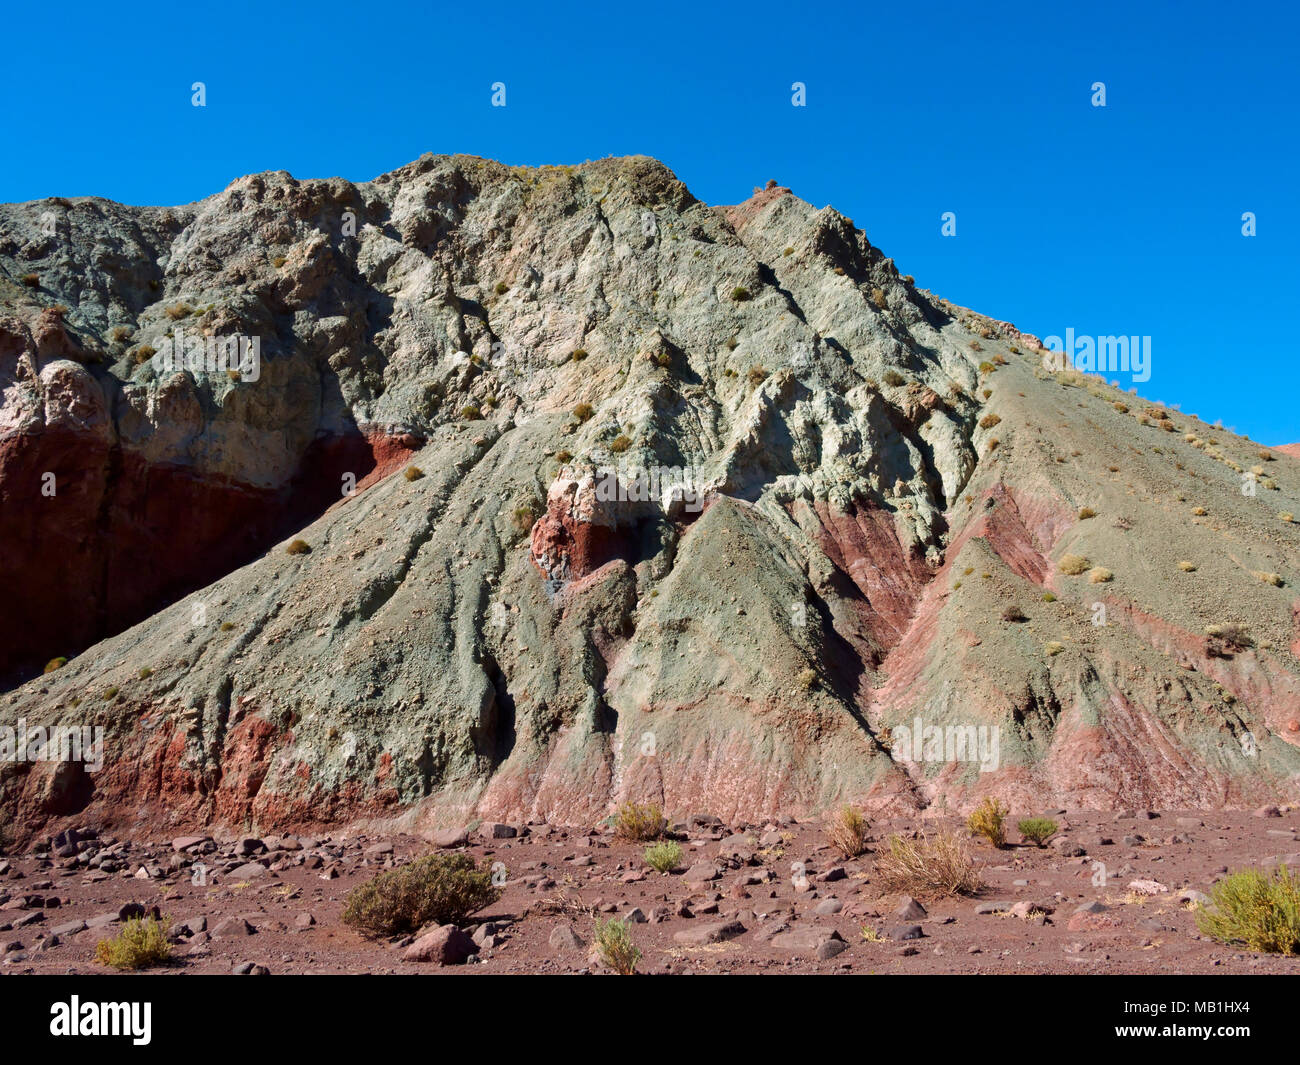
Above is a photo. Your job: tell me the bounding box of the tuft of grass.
[613,801,666,842]
[1280,513,1294,524]
[1058,554,1090,576]
[404,465,424,481]
[874,832,983,897]
[573,402,594,422]
[1041,592,1057,602]
[882,369,906,387]
[747,366,768,386]
[1196,866,1300,955]
[966,797,1008,848]
[1001,604,1028,623]
[609,434,632,453]
[1017,818,1058,848]
[342,853,502,937]
[43,656,68,673]
[730,285,752,302]
[21,272,40,287]
[1077,506,1096,519]
[494,281,509,295]
[979,413,1001,429]
[286,539,311,555]
[593,917,640,974]
[570,348,588,361]
[797,668,818,691]
[1192,506,1208,517]
[95,916,172,970]
[1254,571,1284,587]
[1178,561,1197,572]
[460,404,482,420]
[103,686,119,700]
[826,804,869,859]
[1088,567,1113,584]
[164,302,193,320]
[138,667,152,680]
[644,840,683,873]
[512,503,539,533]
[553,450,573,464]
[1045,641,1065,656]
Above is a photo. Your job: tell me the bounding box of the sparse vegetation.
[609,434,632,453]
[1045,641,1065,656]
[1041,592,1057,602]
[43,656,67,673]
[826,805,869,859]
[747,366,768,386]
[95,916,171,970]
[874,832,983,897]
[512,503,539,533]
[797,668,818,691]
[1001,604,1028,623]
[103,686,119,700]
[164,302,193,320]
[1196,866,1300,955]
[979,413,1001,429]
[1255,571,1284,587]
[573,402,594,422]
[494,281,509,295]
[554,450,573,464]
[1205,624,1253,656]
[871,287,888,309]
[1088,567,1113,584]
[343,852,502,937]
[1078,506,1096,519]
[1017,817,1058,848]
[613,801,666,842]
[593,917,641,974]
[286,539,311,555]
[21,273,40,287]
[882,369,905,387]
[1058,554,1090,576]
[460,404,482,420]
[1178,561,1197,572]
[1192,506,1208,517]
[404,465,424,481]
[643,840,683,873]
[570,348,588,361]
[966,797,1008,848]
[730,286,752,302]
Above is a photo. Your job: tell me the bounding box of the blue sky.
[6,0,1296,442]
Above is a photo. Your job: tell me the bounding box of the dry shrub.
[613,801,666,841]
[826,804,869,859]
[874,832,983,897]
[1058,553,1089,576]
[95,916,171,970]
[1196,866,1300,955]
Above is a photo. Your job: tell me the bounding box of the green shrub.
[1017,817,1058,847]
[460,405,482,420]
[613,801,666,841]
[95,916,171,970]
[594,917,640,974]
[1196,866,1300,955]
[966,797,1008,848]
[342,853,502,937]
[730,286,751,302]
[644,840,683,873]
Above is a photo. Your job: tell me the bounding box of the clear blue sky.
[6,0,1296,443]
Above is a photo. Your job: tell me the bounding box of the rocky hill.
[2,154,1298,843]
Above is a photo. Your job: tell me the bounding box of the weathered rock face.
[1,155,1298,843]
